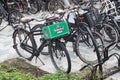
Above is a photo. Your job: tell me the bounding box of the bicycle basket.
[101,0,118,16]
[83,7,100,27]
[42,21,70,40]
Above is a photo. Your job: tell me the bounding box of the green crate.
[42,21,70,40]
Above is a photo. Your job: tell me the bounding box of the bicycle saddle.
[20,17,33,23]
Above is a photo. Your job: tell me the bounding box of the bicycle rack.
[79,43,120,80]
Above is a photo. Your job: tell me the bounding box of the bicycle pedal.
[41,52,49,55]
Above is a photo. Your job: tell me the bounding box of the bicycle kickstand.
[35,56,45,65]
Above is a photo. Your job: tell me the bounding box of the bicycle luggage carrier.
[42,21,70,40]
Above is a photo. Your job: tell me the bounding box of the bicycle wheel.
[48,0,64,12]
[76,31,104,64]
[29,0,40,14]
[95,23,118,50]
[50,41,71,73]
[13,28,35,60]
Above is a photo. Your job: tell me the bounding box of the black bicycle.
[55,6,104,64]
[79,0,119,50]
[0,1,23,31]
[13,16,71,73]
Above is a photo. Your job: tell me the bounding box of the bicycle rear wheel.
[13,28,35,60]
[50,41,71,73]
[95,23,118,50]
[76,31,103,64]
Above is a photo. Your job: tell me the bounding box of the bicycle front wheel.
[49,42,71,73]
[13,28,35,60]
[76,32,103,64]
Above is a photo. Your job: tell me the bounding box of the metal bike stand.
[91,47,120,80]
[79,42,120,80]
[102,52,120,78]
[79,63,103,80]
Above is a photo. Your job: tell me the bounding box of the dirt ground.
[0,58,49,77]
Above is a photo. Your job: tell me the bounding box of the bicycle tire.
[75,31,104,64]
[13,28,35,60]
[95,23,118,50]
[50,42,71,73]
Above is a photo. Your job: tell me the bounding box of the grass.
[0,58,84,80]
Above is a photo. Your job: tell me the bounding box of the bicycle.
[55,6,104,64]
[0,1,23,31]
[13,16,71,73]
[98,0,120,49]
[78,0,119,50]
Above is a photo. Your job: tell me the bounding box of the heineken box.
[42,21,70,40]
